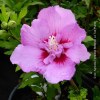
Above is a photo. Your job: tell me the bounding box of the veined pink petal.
[43,59,76,84]
[21,24,38,46]
[66,44,91,64]
[10,44,46,73]
[31,19,50,40]
[59,23,86,44]
[38,5,76,34]
[21,20,50,47]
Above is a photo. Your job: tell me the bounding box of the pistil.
[48,35,58,51]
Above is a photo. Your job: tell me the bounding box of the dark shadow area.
[0,48,18,100]
[11,86,35,100]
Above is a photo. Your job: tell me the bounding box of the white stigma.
[48,36,58,51]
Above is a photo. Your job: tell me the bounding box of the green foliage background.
[0,0,100,99]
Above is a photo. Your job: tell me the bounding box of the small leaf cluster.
[68,87,88,100]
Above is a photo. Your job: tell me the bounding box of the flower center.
[42,35,64,65]
[48,35,58,51]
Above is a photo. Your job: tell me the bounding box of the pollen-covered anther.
[48,35,58,51]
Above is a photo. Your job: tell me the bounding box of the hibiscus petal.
[10,44,46,73]
[38,5,76,34]
[21,24,38,46]
[66,44,91,63]
[31,19,50,40]
[59,23,86,44]
[21,20,50,47]
[43,59,76,84]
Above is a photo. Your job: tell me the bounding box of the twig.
[70,79,79,91]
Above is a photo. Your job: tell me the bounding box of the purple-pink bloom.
[10,5,90,84]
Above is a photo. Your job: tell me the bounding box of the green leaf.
[93,96,100,100]
[15,66,21,72]
[1,5,6,22]
[6,12,11,22]
[0,0,3,7]
[68,87,88,100]
[47,84,57,100]
[31,85,42,92]
[19,72,34,89]
[53,84,60,91]
[20,72,43,85]
[78,63,93,73]
[1,5,6,15]
[72,6,87,19]
[10,12,18,22]
[10,25,21,38]
[2,0,15,8]
[92,86,100,96]
[1,5,10,22]
[19,7,27,19]
[84,0,91,8]
[84,36,94,42]
[0,39,19,49]
[19,72,44,93]
[28,1,44,6]
[13,2,23,11]
[75,71,82,86]
[20,72,34,80]
[92,86,100,100]
[83,36,94,47]
[4,50,13,55]
[80,88,88,99]
[17,7,27,24]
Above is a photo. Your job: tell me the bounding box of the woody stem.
[70,79,79,91]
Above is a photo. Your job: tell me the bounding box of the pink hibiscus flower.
[10,5,90,84]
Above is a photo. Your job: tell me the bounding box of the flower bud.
[1,21,8,29]
[8,20,16,29]
[0,30,7,35]
[0,30,9,39]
